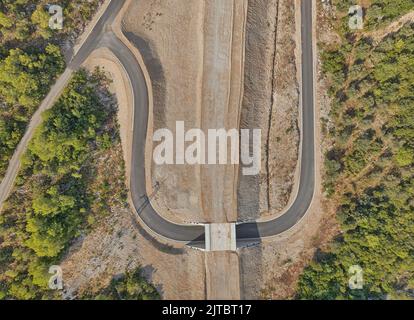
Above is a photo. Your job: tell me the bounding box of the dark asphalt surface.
[70,0,315,247]
[69,0,205,243]
[236,0,315,241]
[69,0,125,69]
[101,33,206,243]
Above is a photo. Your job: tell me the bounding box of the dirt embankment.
[123,0,246,224]
[199,0,247,224]
[60,205,206,299]
[238,0,300,221]
[205,252,240,300]
[239,0,339,299]
[123,0,204,223]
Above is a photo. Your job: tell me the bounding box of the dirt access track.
[80,0,246,299]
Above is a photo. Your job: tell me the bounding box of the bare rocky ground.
[238,0,300,221]
[60,206,206,299]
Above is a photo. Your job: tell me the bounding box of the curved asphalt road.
[0,0,315,248]
[71,0,206,243]
[108,0,315,246]
[236,0,315,242]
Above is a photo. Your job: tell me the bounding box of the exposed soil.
[238,0,339,299]
[60,50,206,300]
[123,0,246,224]
[205,252,240,300]
[238,0,300,221]
[60,205,206,299]
[123,0,205,223]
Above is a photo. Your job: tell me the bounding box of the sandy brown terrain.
[238,0,340,299]
[123,0,204,223]
[238,0,300,221]
[123,0,246,224]
[205,252,240,300]
[60,49,206,299]
[200,0,247,224]
[60,205,206,299]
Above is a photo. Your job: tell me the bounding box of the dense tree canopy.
[332,0,414,34]
[297,11,414,299]
[0,69,125,299]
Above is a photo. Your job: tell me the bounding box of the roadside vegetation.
[297,2,414,299]
[335,0,414,32]
[83,266,160,300]
[0,69,129,299]
[0,0,102,180]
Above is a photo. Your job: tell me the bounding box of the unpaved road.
[0,69,71,211]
